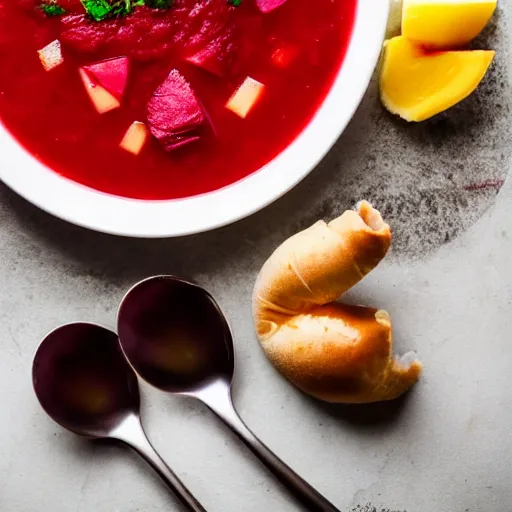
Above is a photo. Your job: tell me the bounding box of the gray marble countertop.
[1,4,511,512]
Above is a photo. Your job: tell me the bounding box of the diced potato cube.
[79,68,120,114]
[38,40,63,71]
[226,77,265,119]
[120,121,149,155]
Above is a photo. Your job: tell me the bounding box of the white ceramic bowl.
[0,0,389,237]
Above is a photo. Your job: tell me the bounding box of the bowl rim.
[0,0,389,238]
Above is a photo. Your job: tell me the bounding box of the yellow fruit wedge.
[380,36,495,122]
[402,0,497,48]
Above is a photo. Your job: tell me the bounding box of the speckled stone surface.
[1,5,511,512]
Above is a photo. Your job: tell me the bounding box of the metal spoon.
[117,276,341,512]
[32,322,207,512]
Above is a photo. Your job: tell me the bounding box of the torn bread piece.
[253,201,422,403]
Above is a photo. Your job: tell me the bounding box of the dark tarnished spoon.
[32,322,207,512]
[117,275,341,512]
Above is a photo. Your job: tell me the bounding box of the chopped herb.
[80,0,134,21]
[109,0,133,17]
[228,0,243,5]
[40,1,67,16]
[81,0,117,21]
[81,0,172,21]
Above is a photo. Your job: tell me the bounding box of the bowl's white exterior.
[0,0,389,237]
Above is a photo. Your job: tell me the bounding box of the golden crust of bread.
[252,201,422,404]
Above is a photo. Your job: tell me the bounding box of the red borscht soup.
[0,0,356,199]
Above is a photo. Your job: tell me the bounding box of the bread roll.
[252,201,422,403]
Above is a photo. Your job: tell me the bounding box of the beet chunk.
[255,0,288,13]
[83,57,129,101]
[186,27,237,76]
[146,69,204,151]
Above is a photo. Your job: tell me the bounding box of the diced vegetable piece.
[186,28,236,77]
[83,56,129,101]
[37,40,63,71]
[146,69,204,151]
[226,77,265,119]
[78,68,120,114]
[255,0,287,13]
[271,45,296,68]
[120,121,149,155]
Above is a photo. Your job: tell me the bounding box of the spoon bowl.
[118,276,233,393]
[33,323,139,438]
[118,276,341,512]
[32,322,207,512]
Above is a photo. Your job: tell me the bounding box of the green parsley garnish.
[81,0,173,21]
[81,0,119,21]
[40,1,67,16]
[228,0,242,5]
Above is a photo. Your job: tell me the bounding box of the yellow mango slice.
[402,0,497,48]
[380,36,495,122]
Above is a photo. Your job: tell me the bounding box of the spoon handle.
[198,382,340,512]
[111,414,207,512]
